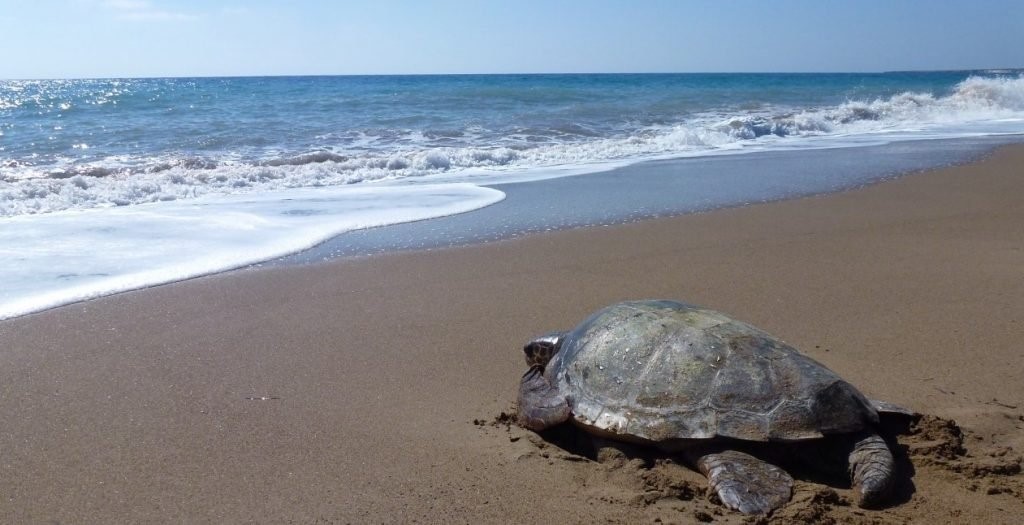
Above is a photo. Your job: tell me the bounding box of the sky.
[1,0,1022,79]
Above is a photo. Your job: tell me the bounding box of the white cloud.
[117,10,196,21]
[103,0,152,9]
[100,0,197,21]
[220,7,250,16]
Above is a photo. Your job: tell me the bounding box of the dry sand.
[2,145,1023,523]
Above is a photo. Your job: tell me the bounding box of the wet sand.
[2,145,1023,523]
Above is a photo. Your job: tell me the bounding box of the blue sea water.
[2,71,1024,318]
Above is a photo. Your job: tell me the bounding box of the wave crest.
[3,76,1023,217]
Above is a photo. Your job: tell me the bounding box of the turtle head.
[523,331,566,369]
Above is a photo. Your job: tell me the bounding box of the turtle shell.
[547,300,878,442]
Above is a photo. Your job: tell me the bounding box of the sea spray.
[3,73,1024,217]
[2,72,1023,319]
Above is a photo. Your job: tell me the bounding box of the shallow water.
[4,72,1024,215]
[277,136,1021,263]
[3,72,1024,319]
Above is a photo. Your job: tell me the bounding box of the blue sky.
[1,0,1022,78]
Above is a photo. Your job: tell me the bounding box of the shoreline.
[2,145,1023,522]
[3,135,1019,322]
[277,135,1020,264]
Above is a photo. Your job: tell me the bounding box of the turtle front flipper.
[847,432,895,507]
[517,365,570,432]
[693,450,793,515]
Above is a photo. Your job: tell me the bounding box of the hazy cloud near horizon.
[96,0,222,21]
[1,0,1022,78]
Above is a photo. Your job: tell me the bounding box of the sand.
[1,145,1023,523]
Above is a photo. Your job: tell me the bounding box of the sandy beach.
[2,144,1023,523]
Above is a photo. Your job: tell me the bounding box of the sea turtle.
[517,300,914,515]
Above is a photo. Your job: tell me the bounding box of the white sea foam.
[2,75,1024,321]
[3,76,1023,218]
[707,77,1024,144]
[0,183,505,320]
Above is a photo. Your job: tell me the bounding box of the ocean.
[2,71,1023,319]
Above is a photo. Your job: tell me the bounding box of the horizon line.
[3,67,1022,82]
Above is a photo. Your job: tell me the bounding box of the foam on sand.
[0,183,505,320]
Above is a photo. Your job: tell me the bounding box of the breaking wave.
[2,75,1023,217]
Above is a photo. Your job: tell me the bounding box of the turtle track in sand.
[479,409,1024,524]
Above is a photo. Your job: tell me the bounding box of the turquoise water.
[1,71,1024,319]
[4,72,1006,157]
[3,71,1024,214]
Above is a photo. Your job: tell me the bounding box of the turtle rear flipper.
[517,366,570,432]
[693,450,794,515]
[848,432,895,508]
